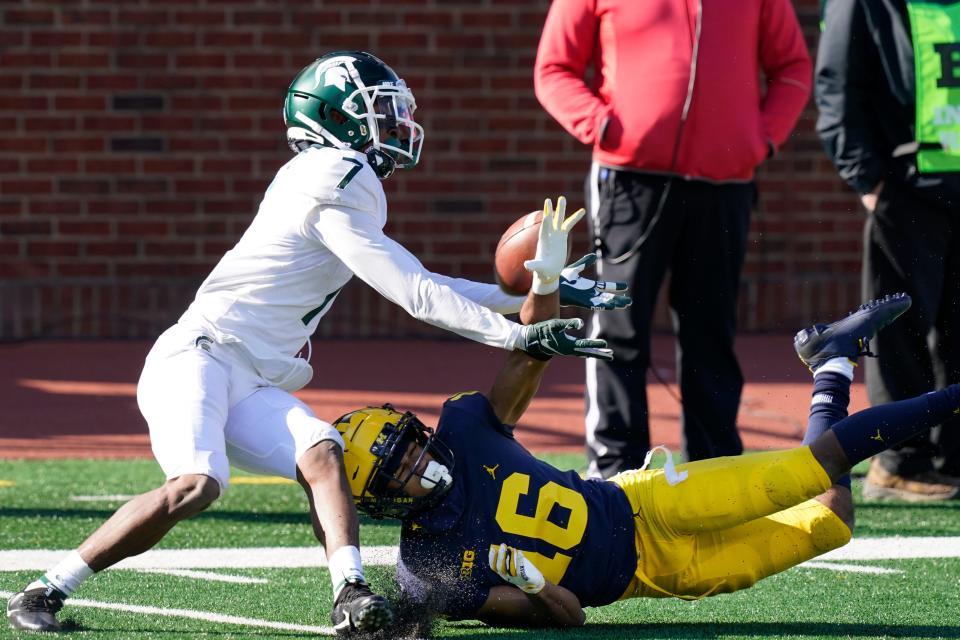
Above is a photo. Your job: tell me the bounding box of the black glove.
[518,318,613,361]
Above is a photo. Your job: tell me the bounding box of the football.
[494,210,542,295]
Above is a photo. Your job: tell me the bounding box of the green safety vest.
[908,0,960,172]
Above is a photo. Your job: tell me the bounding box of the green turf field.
[1,457,959,639]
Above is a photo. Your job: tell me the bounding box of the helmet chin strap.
[366,147,396,179]
[420,460,452,490]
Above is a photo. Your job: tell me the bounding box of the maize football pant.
[610,447,850,599]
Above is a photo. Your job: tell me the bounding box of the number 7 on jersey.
[337,158,364,190]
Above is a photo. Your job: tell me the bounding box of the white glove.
[524,196,586,295]
[488,543,545,594]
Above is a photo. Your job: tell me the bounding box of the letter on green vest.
[908,1,960,171]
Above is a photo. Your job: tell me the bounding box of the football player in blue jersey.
[335,202,954,629]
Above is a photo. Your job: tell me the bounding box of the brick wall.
[0,0,861,340]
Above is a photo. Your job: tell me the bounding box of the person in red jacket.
[535,0,812,478]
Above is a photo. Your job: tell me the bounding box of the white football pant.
[137,324,343,492]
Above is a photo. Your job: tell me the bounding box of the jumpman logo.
[870,429,885,443]
[483,463,500,480]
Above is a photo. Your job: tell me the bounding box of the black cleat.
[794,293,912,371]
[330,579,395,636]
[7,585,66,632]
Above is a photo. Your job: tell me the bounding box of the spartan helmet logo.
[323,67,349,91]
[313,57,353,91]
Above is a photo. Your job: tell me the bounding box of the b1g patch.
[460,549,476,580]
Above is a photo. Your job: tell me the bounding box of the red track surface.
[0,335,868,459]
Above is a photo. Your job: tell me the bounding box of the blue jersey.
[397,392,637,619]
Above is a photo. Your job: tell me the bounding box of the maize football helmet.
[334,404,454,520]
[283,51,423,179]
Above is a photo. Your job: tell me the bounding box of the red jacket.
[534,0,812,181]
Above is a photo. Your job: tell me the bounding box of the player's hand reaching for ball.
[523,196,585,295]
[559,254,632,310]
[518,318,613,361]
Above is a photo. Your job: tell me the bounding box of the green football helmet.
[283,51,423,179]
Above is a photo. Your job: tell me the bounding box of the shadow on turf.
[444,621,960,638]
[0,507,397,530]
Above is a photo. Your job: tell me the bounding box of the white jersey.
[179,146,524,390]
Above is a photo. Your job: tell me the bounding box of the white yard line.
[71,495,138,502]
[0,546,399,571]
[800,561,902,575]
[814,536,960,560]
[0,590,333,635]
[2,538,958,576]
[138,569,269,584]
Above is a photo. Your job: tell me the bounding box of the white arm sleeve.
[311,206,526,350]
[424,272,524,315]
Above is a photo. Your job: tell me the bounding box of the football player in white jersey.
[6,51,628,636]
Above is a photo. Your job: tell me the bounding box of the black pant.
[584,167,752,478]
[865,180,960,477]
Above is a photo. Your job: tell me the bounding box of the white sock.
[328,545,365,600]
[28,551,94,597]
[814,356,855,381]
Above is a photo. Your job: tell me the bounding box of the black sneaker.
[7,585,66,632]
[794,293,912,371]
[330,579,394,636]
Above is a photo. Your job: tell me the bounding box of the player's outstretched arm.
[311,206,527,350]
[487,285,557,424]
[477,544,585,628]
[514,197,612,361]
[489,197,611,423]
[492,313,612,427]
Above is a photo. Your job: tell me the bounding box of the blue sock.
[832,384,960,466]
[803,371,851,489]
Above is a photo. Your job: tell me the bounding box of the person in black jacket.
[815,0,960,500]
